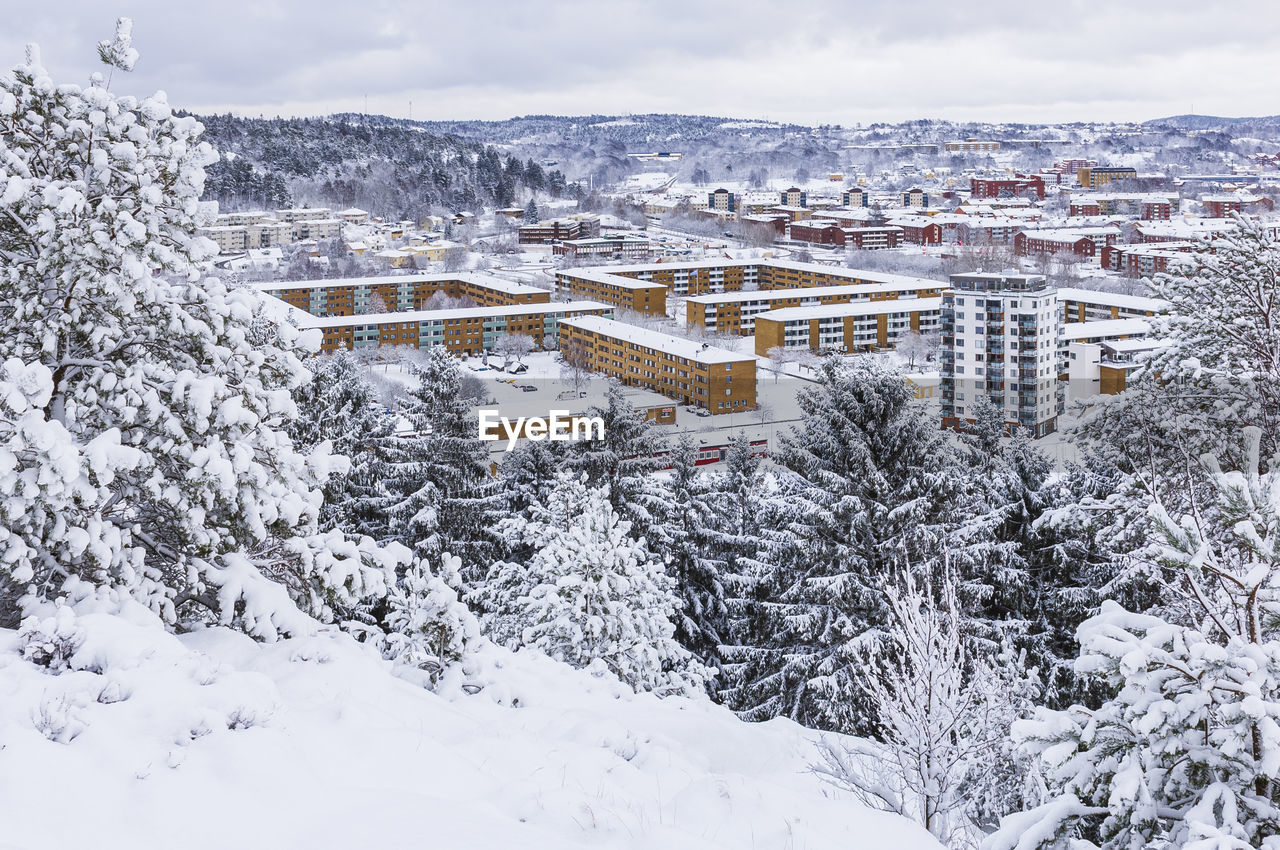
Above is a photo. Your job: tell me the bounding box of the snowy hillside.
[0,603,939,850]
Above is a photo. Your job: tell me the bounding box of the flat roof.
[687,280,943,305]
[1062,318,1152,340]
[559,315,752,365]
[755,297,943,323]
[255,273,545,296]
[294,300,611,329]
[1057,287,1169,312]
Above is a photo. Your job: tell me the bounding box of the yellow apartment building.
[258,273,551,317]
[558,315,757,413]
[555,269,668,314]
[294,300,612,355]
[753,297,942,355]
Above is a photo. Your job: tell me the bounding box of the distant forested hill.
[193,113,567,219]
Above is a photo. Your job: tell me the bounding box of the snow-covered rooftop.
[294,300,611,329]
[254,273,546,296]
[559,315,753,365]
[1057,287,1169,312]
[1061,318,1152,340]
[755,297,943,323]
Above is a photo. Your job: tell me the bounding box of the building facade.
[558,316,757,413]
[940,273,1063,438]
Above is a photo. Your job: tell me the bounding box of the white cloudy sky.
[3,0,1277,125]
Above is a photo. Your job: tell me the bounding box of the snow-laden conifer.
[473,472,708,696]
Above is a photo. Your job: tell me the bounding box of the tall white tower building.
[940,273,1063,438]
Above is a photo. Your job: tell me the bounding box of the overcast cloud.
[3,0,1277,125]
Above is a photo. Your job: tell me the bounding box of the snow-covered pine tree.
[379,552,481,689]
[653,434,727,673]
[989,427,1280,850]
[523,198,539,224]
[0,22,399,636]
[472,472,708,696]
[287,350,398,537]
[569,381,671,543]
[718,357,957,735]
[950,395,1088,704]
[1076,215,1280,478]
[376,347,500,580]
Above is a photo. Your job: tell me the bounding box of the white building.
[940,273,1063,438]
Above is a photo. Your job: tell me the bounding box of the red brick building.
[1202,196,1243,217]
[969,174,1046,200]
[1014,227,1119,257]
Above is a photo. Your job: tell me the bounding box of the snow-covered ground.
[0,604,940,850]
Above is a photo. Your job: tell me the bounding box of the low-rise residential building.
[946,138,1001,151]
[256,273,551,317]
[1077,166,1138,188]
[1067,336,1167,395]
[1068,193,1175,219]
[1056,287,1168,323]
[276,207,335,223]
[687,277,946,334]
[292,300,613,355]
[557,316,757,413]
[753,297,942,355]
[555,268,668,314]
[940,273,1063,438]
[1100,242,1196,275]
[1201,195,1243,217]
[552,234,652,261]
[518,216,602,245]
[969,174,1046,200]
[886,215,943,244]
[1014,227,1119,257]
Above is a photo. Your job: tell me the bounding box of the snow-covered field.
[0,604,939,850]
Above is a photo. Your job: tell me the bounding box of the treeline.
[193,113,568,219]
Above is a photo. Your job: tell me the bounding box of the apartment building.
[780,187,808,207]
[1100,242,1196,275]
[902,187,929,207]
[1056,287,1168,323]
[886,215,943,244]
[946,138,1001,151]
[552,234,652,261]
[555,268,668,314]
[1014,227,1119,257]
[1077,166,1138,188]
[1068,193,1175,219]
[969,174,1046,200]
[1067,336,1167,395]
[708,188,738,212]
[1060,317,1152,370]
[940,273,1063,438]
[687,275,945,334]
[257,273,551,317]
[518,216,602,245]
[276,207,335,223]
[753,297,941,355]
[294,300,612,355]
[955,217,1023,246]
[1202,195,1243,217]
[557,316,757,414]
[789,222,903,248]
[845,226,904,249]
[842,188,870,207]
